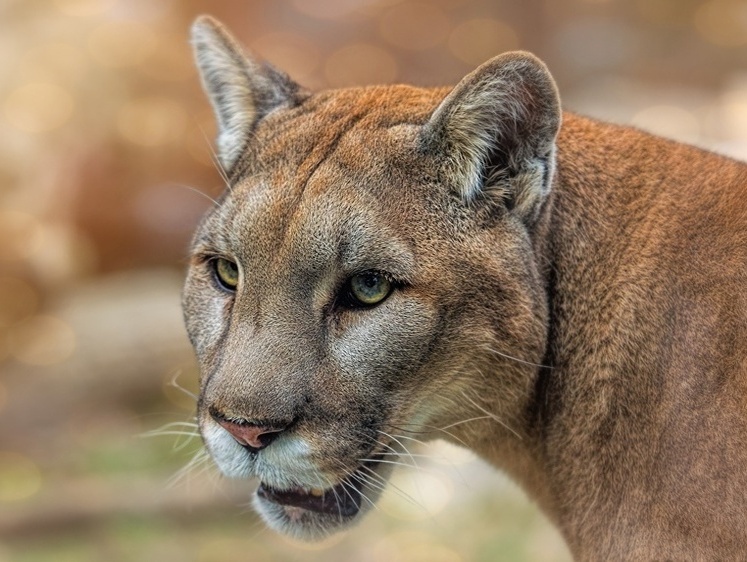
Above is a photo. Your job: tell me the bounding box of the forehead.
[196,85,447,271]
[239,84,445,185]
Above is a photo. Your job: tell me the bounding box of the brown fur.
[184,16,747,560]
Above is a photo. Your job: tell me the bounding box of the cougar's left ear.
[191,15,306,170]
[422,52,561,223]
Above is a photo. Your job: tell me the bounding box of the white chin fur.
[252,492,363,541]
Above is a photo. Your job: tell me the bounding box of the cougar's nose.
[210,409,289,451]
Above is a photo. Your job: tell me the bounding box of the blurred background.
[0,0,745,560]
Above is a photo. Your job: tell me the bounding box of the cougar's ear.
[422,52,561,222]
[191,15,305,170]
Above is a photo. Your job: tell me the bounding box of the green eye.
[213,257,239,291]
[348,272,392,306]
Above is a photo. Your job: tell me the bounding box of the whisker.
[166,370,200,401]
[196,120,232,192]
[167,449,212,489]
[359,465,423,510]
[141,416,201,452]
[351,467,393,498]
[340,474,378,511]
[438,415,495,431]
[388,423,471,449]
[376,452,431,458]
[380,431,429,448]
[167,183,220,207]
[460,390,522,440]
[372,438,400,457]
[144,421,198,431]
[348,471,388,500]
[481,344,553,369]
[359,457,417,471]
[142,430,200,438]
[325,474,345,520]
[378,430,420,471]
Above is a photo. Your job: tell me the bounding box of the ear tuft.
[422,52,561,222]
[191,16,304,170]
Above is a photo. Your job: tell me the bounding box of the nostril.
[210,409,288,451]
[223,422,283,450]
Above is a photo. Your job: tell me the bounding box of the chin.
[253,494,363,541]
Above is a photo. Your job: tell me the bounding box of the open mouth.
[257,479,361,517]
[256,455,382,519]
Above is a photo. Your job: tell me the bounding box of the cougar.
[182,15,747,560]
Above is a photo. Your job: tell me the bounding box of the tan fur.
[184,16,747,560]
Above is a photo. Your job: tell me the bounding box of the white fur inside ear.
[441,80,531,201]
[425,53,561,218]
[191,17,259,170]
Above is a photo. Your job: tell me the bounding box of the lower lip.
[257,455,384,518]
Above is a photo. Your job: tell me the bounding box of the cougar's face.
[182,99,541,538]
[184,113,444,539]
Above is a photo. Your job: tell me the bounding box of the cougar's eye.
[212,257,239,291]
[347,271,392,307]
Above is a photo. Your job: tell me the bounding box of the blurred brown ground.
[0,0,745,561]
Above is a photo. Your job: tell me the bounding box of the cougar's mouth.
[257,477,362,517]
[254,454,385,534]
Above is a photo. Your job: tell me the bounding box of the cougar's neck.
[521,112,658,556]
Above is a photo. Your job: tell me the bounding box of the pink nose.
[216,418,285,450]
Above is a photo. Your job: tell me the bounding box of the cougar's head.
[183,16,560,540]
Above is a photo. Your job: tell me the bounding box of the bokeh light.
[116,96,188,148]
[53,0,114,17]
[325,44,398,87]
[720,79,747,141]
[380,470,453,521]
[632,105,701,143]
[87,20,157,68]
[184,116,219,168]
[252,33,322,87]
[24,222,98,283]
[694,0,747,47]
[373,531,464,562]
[4,82,74,133]
[0,452,42,502]
[0,275,39,328]
[140,33,194,82]
[636,0,679,24]
[379,3,451,50]
[20,42,87,85]
[9,314,76,366]
[279,530,346,551]
[291,0,371,20]
[448,18,519,66]
[0,211,43,262]
[425,440,476,466]
[196,538,273,562]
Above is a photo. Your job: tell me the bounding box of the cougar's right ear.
[191,16,306,170]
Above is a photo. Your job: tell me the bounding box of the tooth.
[310,488,323,497]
